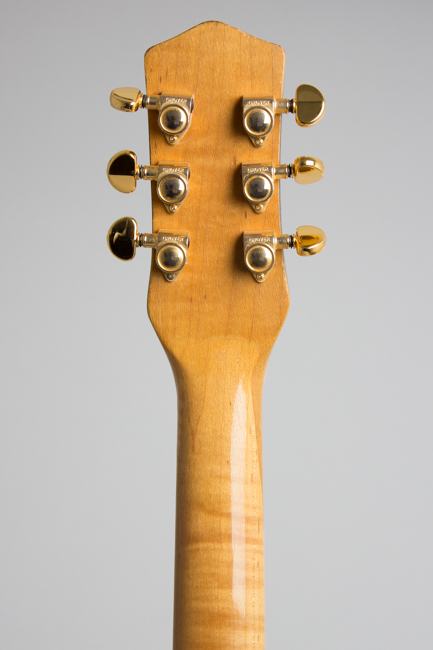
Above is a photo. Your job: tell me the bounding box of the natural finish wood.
[145,22,290,650]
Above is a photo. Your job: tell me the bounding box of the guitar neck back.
[144,23,290,650]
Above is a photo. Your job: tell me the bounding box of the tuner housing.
[153,230,190,281]
[150,162,190,213]
[241,163,289,213]
[244,231,277,282]
[146,93,194,145]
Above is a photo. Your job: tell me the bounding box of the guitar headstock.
[107,22,326,369]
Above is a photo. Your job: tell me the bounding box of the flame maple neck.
[172,342,267,648]
[145,22,289,650]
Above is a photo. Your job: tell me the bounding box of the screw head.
[255,138,264,147]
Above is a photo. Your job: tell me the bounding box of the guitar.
[106,21,326,650]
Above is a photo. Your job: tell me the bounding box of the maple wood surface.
[145,22,290,650]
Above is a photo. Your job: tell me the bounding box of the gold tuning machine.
[244,227,326,282]
[106,151,190,213]
[107,217,190,282]
[109,87,194,145]
[242,158,324,213]
[243,84,325,147]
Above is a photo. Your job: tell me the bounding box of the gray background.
[1,0,432,648]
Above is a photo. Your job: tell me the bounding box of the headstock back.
[145,22,289,368]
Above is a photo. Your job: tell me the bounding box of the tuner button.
[110,87,143,112]
[107,151,139,193]
[107,217,138,261]
[292,156,324,185]
[294,84,325,127]
[293,226,326,256]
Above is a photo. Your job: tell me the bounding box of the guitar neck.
[107,19,325,650]
[144,22,288,650]
[172,341,266,648]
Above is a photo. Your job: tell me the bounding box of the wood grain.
[145,22,290,650]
